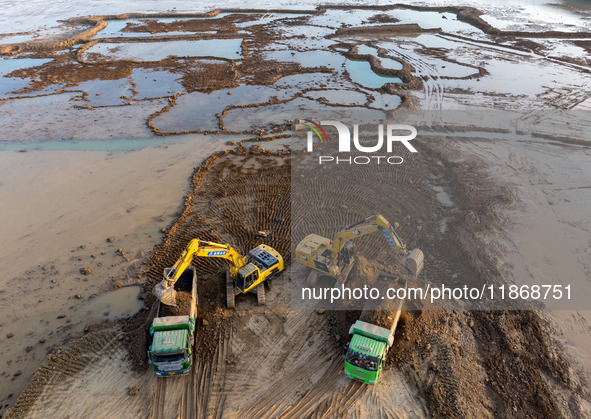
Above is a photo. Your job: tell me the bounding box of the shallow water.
[83,38,243,61]
[346,59,402,88]
[367,92,402,109]
[79,286,144,321]
[0,132,240,152]
[152,85,295,133]
[0,33,36,44]
[377,40,480,79]
[356,45,404,70]
[0,57,52,76]
[129,68,186,99]
[226,96,388,132]
[386,9,480,34]
[263,49,345,69]
[304,89,368,106]
[96,19,192,38]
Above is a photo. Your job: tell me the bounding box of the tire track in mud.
[237,310,344,419]
[10,129,582,418]
[7,330,154,419]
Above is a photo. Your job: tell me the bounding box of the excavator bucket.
[153,281,177,306]
[403,248,424,277]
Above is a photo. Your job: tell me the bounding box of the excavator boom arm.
[166,239,246,284]
[330,214,406,260]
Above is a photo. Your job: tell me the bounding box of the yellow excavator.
[295,214,424,284]
[154,239,283,308]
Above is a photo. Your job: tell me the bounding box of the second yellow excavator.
[154,239,283,308]
[295,214,424,284]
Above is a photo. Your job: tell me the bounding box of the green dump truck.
[343,275,407,384]
[148,266,197,377]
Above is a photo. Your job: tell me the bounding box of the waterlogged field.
[1,3,591,418]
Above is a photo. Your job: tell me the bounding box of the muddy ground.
[2,4,591,419]
[6,144,588,418]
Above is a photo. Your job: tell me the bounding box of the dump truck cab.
[343,320,393,384]
[149,316,195,376]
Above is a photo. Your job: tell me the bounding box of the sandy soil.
[2,4,591,419]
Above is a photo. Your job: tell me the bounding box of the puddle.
[274,72,356,90]
[433,185,454,207]
[71,79,135,106]
[224,97,386,134]
[234,13,309,28]
[96,19,193,38]
[262,49,345,69]
[480,2,590,33]
[273,23,335,40]
[333,46,350,52]
[77,286,144,322]
[83,39,242,62]
[386,10,480,34]
[309,8,479,34]
[409,34,463,50]
[367,92,402,109]
[439,218,448,233]
[346,59,401,88]
[95,15,238,38]
[308,9,380,28]
[377,41,480,79]
[356,45,403,70]
[0,77,32,96]
[545,40,588,59]
[152,85,294,133]
[130,68,185,99]
[304,89,367,106]
[226,98,384,131]
[95,13,310,38]
[0,33,36,44]
[0,57,53,76]
[449,57,588,96]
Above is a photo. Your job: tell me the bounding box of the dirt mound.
[159,291,193,317]
[349,255,379,284]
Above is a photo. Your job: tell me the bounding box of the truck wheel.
[226,271,235,309]
[257,285,266,306]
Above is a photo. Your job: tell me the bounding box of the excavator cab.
[235,264,259,293]
[338,241,355,266]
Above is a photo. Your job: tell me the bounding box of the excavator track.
[256,284,266,306]
[226,271,235,309]
[334,263,355,288]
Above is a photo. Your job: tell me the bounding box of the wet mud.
[2,3,591,418]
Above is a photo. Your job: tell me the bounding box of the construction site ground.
[2,4,591,419]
